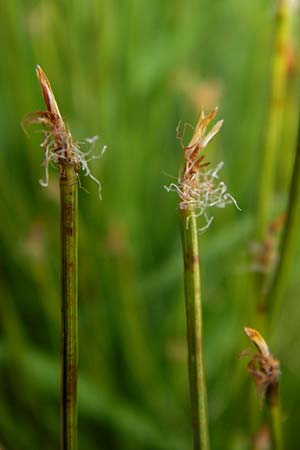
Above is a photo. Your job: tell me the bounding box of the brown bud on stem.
[244,327,280,407]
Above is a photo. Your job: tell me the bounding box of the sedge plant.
[36,65,78,450]
[246,1,291,439]
[166,108,239,450]
[23,66,102,450]
[244,327,283,450]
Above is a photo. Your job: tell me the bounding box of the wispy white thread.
[165,162,241,232]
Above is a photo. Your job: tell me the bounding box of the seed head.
[165,107,240,231]
[23,65,105,196]
[182,107,223,182]
[244,327,281,405]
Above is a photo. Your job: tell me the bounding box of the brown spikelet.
[165,107,239,231]
[180,107,224,183]
[22,65,104,197]
[244,327,280,406]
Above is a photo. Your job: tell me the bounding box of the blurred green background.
[0,0,300,449]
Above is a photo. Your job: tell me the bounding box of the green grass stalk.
[245,19,293,428]
[266,370,283,450]
[247,3,292,440]
[252,0,291,336]
[256,0,290,241]
[170,109,225,450]
[60,164,78,450]
[180,208,210,450]
[266,103,300,321]
[270,395,283,450]
[31,66,79,450]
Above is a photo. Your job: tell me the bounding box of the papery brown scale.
[36,65,62,118]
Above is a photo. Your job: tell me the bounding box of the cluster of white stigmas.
[165,162,240,232]
[39,130,106,199]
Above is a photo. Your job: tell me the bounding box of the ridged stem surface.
[60,165,78,450]
[180,208,210,450]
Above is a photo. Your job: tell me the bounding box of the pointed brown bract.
[35,65,71,156]
[23,65,76,173]
[182,107,224,182]
[244,327,270,358]
[36,65,62,119]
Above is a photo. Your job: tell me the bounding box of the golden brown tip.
[244,327,270,358]
[244,327,257,339]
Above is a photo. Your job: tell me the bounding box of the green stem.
[267,383,283,450]
[270,400,283,450]
[256,0,290,241]
[267,105,300,320]
[252,0,291,335]
[180,208,210,450]
[60,165,78,450]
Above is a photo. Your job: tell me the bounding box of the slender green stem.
[251,0,291,337]
[249,5,292,443]
[267,382,283,450]
[267,105,300,321]
[256,0,290,241]
[270,399,283,450]
[180,208,210,450]
[60,165,78,450]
